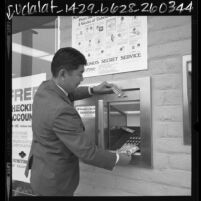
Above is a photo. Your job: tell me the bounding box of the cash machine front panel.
[75,77,152,168]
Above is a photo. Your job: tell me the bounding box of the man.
[25,47,131,196]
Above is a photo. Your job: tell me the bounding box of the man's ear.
[57,68,66,81]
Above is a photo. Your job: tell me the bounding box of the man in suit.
[25,47,131,196]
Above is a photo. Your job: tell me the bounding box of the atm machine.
[75,77,152,167]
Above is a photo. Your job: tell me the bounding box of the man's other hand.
[93,81,115,94]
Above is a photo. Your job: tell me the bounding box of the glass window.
[12,16,58,79]
[12,16,58,196]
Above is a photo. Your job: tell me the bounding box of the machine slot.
[108,101,141,155]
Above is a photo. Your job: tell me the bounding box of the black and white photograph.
[5,0,198,200]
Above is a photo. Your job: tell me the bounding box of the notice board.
[72,16,147,77]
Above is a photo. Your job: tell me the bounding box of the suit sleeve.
[69,87,91,101]
[52,106,116,170]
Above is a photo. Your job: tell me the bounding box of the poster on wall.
[12,73,46,183]
[72,16,147,77]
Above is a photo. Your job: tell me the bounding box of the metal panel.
[182,55,191,145]
[74,77,152,168]
[97,100,105,149]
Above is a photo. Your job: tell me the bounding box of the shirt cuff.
[115,153,119,164]
[88,86,94,95]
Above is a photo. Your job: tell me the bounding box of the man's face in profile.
[63,65,84,93]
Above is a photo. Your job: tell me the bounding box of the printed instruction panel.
[72,16,147,77]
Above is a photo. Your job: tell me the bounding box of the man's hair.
[51,47,87,77]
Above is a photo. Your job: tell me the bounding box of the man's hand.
[116,153,132,166]
[92,81,115,94]
[110,150,132,166]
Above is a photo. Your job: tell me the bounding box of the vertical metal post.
[97,100,105,149]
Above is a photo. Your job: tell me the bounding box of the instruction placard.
[76,106,95,118]
[72,16,147,77]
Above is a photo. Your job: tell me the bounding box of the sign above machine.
[72,16,147,77]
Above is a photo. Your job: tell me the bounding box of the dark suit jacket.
[25,79,116,196]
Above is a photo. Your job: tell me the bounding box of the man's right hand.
[116,153,132,166]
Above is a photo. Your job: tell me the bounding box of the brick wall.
[60,16,191,196]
